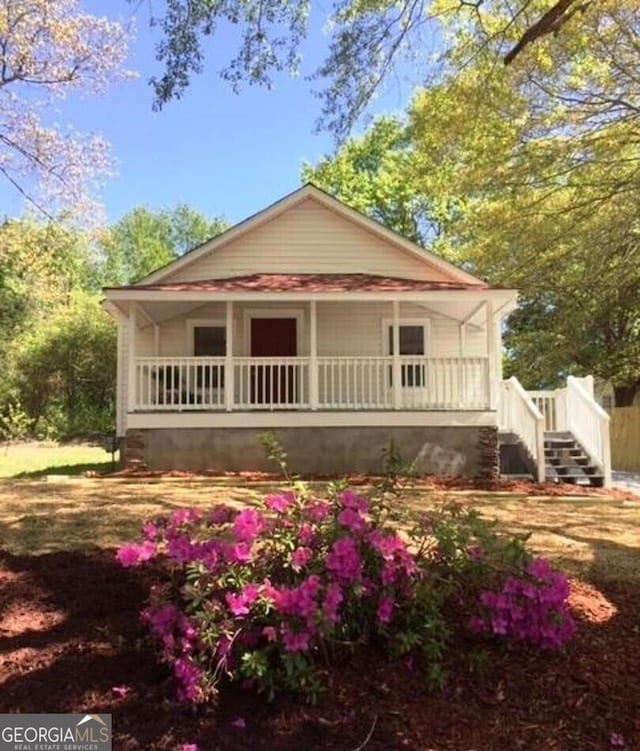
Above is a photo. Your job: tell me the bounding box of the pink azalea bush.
[117,488,574,703]
[469,557,575,649]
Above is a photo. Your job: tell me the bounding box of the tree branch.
[503,0,591,65]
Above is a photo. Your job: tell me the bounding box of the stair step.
[544,440,579,449]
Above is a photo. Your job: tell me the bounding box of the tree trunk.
[613,383,640,407]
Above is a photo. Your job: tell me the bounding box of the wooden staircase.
[498,375,611,487]
[543,432,605,487]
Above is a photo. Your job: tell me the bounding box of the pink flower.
[466,545,485,562]
[232,508,265,543]
[231,717,247,729]
[111,685,131,698]
[280,624,311,652]
[166,534,194,563]
[297,524,315,546]
[264,493,295,513]
[262,626,277,642]
[323,582,343,625]
[527,557,552,580]
[142,522,158,540]
[376,596,394,625]
[180,744,199,751]
[338,490,369,514]
[305,500,330,522]
[337,508,367,535]
[326,537,362,583]
[209,504,236,524]
[290,547,312,571]
[222,541,252,563]
[225,584,259,617]
[171,509,202,526]
[116,541,156,567]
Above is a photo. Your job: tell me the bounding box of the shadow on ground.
[0,546,639,751]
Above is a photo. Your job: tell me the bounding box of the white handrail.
[566,376,611,486]
[499,377,545,483]
[132,356,491,412]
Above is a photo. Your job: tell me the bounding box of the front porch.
[131,355,491,413]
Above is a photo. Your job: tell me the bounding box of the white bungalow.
[103,185,610,485]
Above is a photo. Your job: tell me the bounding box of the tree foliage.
[304,0,640,402]
[0,0,132,216]
[97,205,228,286]
[302,117,437,246]
[142,0,609,139]
[1,203,228,440]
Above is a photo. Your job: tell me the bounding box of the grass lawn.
[0,441,112,478]
[0,473,638,583]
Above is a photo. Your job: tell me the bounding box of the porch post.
[485,300,496,410]
[127,304,137,412]
[309,300,319,410]
[392,300,402,409]
[459,323,466,356]
[225,301,234,412]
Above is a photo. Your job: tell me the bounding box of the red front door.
[250,318,297,404]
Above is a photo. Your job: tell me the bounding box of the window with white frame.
[193,326,226,357]
[188,320,226,388]
[385,321,429,387]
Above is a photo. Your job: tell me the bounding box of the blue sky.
[0,1,417,226]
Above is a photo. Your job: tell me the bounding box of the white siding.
[133,301,486,359]
[464,326,487,357]
[166,198,455,284]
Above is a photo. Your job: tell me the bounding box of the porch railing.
[498,377,545,482]
[132,356,490,412]
[565,376,612,486]
[513,377,611,486]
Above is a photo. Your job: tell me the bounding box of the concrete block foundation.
[123,425,498,479]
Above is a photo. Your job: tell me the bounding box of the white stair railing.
[499,377,546,483]
[528,389,567,432]
[565,376,612,486]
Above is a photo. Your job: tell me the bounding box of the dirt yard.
[1,477,639,750]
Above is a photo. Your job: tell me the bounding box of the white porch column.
[225,301,234,412]
[459,322,467,356]
[485,300,496,410]
[392,300,402,409]
[309,300,319,410]
[127,304,137,412]
[495,319,503,382]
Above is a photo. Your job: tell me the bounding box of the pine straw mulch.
[102,468,640,503]
[1,549,639,751]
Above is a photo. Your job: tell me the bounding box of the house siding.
[136,301,487,359]
[165,198,454,284]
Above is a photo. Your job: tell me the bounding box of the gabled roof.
[135,183,485,287]
[117,273,489,294]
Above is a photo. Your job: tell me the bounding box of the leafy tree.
[0,218,94,347]
[0,0,132,216]
[12,292,117,436]
[142,0,612,139]
[302,117,439,246]
[97,204,228,285]
[301,0,640,403]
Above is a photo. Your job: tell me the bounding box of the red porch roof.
[115,273,489,294]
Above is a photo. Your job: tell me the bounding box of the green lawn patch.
[0,442,112,478]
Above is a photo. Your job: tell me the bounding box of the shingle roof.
[117,273,489,293]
